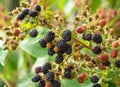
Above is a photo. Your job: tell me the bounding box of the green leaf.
[0,48,8,66]
[19,27,48,58]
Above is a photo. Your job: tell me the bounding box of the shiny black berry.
[34,4,41,11]
[48,46,55,56]
[115,60,120,68]
[92,33,102,43]
[31,75,41,82]
[29,29,38,37]
[102,61,111,67]
[90,75,99,83]
[44,62,52,70]
[55,55,64,64]
[22,8,29,15]
[29,10,38,17]
[51,80,61,87]
[92,46,101,54]
[46,71,55,82]
[82,33,92,41]
[65,44,72,54]
[17,13,25,20]
[92,83,101,87]
[62,30,71,41]
[56,39,67,50]
[64,71,71,79]
[39,38,46,48]
[57,51,64,56]
[41,62,51,74]
[38,80,46,87]
[44,31,55,42]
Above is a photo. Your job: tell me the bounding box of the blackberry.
[62,30,71,41]
[92,46,101,54]
[82,33,92,41]
[16,13,25,20]
[64,71,71,79]
[102,61,111,67]
[92,83,101,87]
[92,34,102,43]
[55,55,64,64]
[51,80,61,87]
[48,46,55,56]
[65,44,72,54]
[57,51,64,56]
[22,8,29,15]
[56,39,67,50]
[41,62,51,74]
[38,80,46,87]
[115,60,120,68]
[34,4,41,11]
[31,75,41,82]
[29,29,38,37]
[44,31,55,42]
[46,71,55,82]
[39,38,46,48]
[29,10,38,17]
[44,62,52,70]
[35,66,41,74]
[90,75,99,83]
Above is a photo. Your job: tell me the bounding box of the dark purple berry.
[65,44,72,54]
[29,10,38,17]
[64,71,71,79]
[34,4,41,11]
[92,33,102,43]
[55,55,64,64]
[48,46,55,56]
[82,33,92,41]
[102,61,111,67]
[31,75,41,82]
[44,31,55,42]
[115,60,120,68]
[35,66,41,74]
[46,71,55,82]
[62,30,71,41]
[92,83,101,87]
[16,13,25,20]
[57,51,64,56]
[29,29,38,37]
[22,8,29,15]
[56,39,67,50]
[90,75,99,83]
[39,38,46,48]
[92,46,101,54]
[41,62,51,74]
[51,80,61,87]
[38,80,46,87]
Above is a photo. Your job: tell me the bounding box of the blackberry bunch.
[16,4,41,20]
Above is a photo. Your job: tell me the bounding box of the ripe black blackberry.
[29,29,38,37]
[16,13,25,20]
[92,83,101,87]
[65,44,72,54]
[46,71,55,82]
[44,31,55,42]
[31,75,41,82]
[92,46,101,54]
[38,80,46,87]
[51,80,61,87]
[44,62,52,70]
[56,39,67,50]
[64,71,71,79]
[34,4,41,11]
[39,38,46,48]
[57,51,64,56]
[55,55,64,64]
[82,33,92,41]
[62,30,71,41]
[90,75,99,83]
[29,10,38,17]
[22,8,29,15]
[92,33,102,43]
[115,60,120,68]
[102,61,111,67]
[48,46,55,56]
[41,62,51,74]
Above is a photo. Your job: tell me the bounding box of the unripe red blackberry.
[34,4,41,12]
[44,31,55,42]
[92,33,102,43]
[115,60,120,68]
[99,54,108,62]
[110,49,118,58]
[76,26,86,34]
[22,8,29,15]
[46,71,55,82]
[48,46,55,56]
[16,13,25,20]
[112,40,119,48]
[92,46,102,54]
[29,10,38,17]
[64,44,72,54]
[77,73,87,83]
[99,19,106,27]
[13,29,20,36]
[56,39,67,50]
[45,83,51,87]
[55,55,64,64]
[92,83,101,87]
[84,54,91,61]
[90,75,99,83]
[82,33,92,41]
[62,30,71,41]
[29,29,38,37]
[39,38,47,48]
[31,75,41,82]
[50,80,61,87]
[102,61,111,67]
[38,80,46,87]
[35,66,42,74]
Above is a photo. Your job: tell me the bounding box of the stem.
[73,37,92,50]
[0,74,11,87]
